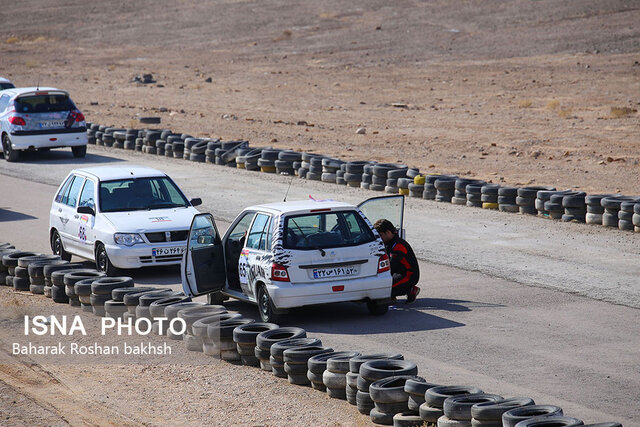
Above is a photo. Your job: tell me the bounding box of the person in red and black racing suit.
[374,219,421,304]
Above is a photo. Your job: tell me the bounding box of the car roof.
[0,77,12,84]
[1,87,68,98]
[72,165,168,182]
[249,199,356,215]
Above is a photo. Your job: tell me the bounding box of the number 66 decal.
[78,225,86,241]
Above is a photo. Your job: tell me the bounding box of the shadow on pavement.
[0,208,37,222]
[410,297,503,312]
[19,150,123,165]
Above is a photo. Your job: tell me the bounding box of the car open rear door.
[182,213,227,297]
[357,195,405,238]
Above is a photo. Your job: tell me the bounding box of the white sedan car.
[182,195,405,322]
[49,165,201,275]
[0,87,87,161]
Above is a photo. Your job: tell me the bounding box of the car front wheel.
[2,134,19,162]
[257,284,281,323]
[51,230,72,261]
[95,243,119,276]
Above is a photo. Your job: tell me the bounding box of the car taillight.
[74,111,85,122]
[377,254,390,274]
[8,116,25,126]
[271,263,290,282]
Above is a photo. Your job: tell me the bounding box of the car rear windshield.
[99,177,189,213]
[0,83,15,90]
[14,94,75,113]
[283,210,375,250]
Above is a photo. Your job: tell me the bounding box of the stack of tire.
[481,184,501,209]
[148,296,192,333]
[469,396,535,426]
[17,255,59,292]
[189,139,208,163]
[633,203,640,232]
[409,174,425,197]
[465,183,484,207]
[618,199,640,231]
[369,164,404,193]
[274,151,301,175]
[0,244,16,286]
[64,269,105,307]
[143,130,161,154]
[298,153,323,181]
[192,312,243,357]
[359,360,418,424]
[257,148,280,173]
[307,351,359,393]
[561,192,587,222]
[368,375,421,426]
[88,277,134,316]
[123,288,170,321]
[2,251,40,290]
[258,327,308,375]
[404,377,438,414]
[453,179,486,205]
[501,405,565,427]
[271,338,321,377]
[360,163,376,189]
[322,352,360,399]
[87,123,99,145]
[216,141,247,167]
[164,301,206,339]
[169,134,184,158]
[241,148,263,171]
[322,158,344,183]
[43,262,81,298]
[601,196,632,228]
[497,187,519,212]
[516,186,555,215]
[178,305,227,352]
[343,161,368,188]
[207,317,254,360]
[335,164,347,185]
[284,344,332,385]
[584,194,609,225]
[350,353,404,415]
[297,153,314,179]
[102,128,119,147]
[537,190,571,219]
[419,385,483,424]
[204,139,221,163]
[95,125,106,145]
[233,322,280,366]
[385,166,410,194]
[27,256,65,294]
[435,176,457,202]
[422,175,443,200]
[440,393,503,426]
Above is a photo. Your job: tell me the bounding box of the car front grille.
[145,230,188,243]
[139,254,183,264]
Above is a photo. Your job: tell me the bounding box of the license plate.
[39,120,65,128]
[152,246,185,256]
[312,266,358,279]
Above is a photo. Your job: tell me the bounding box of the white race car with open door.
[181,195,404,322]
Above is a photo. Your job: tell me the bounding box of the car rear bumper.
[105,243,186,269]
[268,274,392,308]
[8,130,87,150]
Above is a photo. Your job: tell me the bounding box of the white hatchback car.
[0,87,87,161]
[49,165,201,275]
[182,195,404,322]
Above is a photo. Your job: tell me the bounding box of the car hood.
[101,207,198,232]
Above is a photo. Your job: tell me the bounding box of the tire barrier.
[0,239,624,427]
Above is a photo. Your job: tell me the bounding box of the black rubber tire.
[123,289,172,306]
[513,416,584,427]
[192,313,242,337]
[360,360,417,382]
[308,350,359,374]
[369,407,395,425]
[502,405,563,427]
[393,411,424,427]
[63,269,105,286]
[27,259,65,279]
[326,351,362,374]
[139,291,183,307]
[74,278,97,296]
[357,390,375,415]
[419,402,444,422]
[17,254,59,269]
[112,286,159,302]
[72,145,87,158]
[95,243,119,276]
[140,117,161,124]
[14,266,28,279]
[256,326,306,349]
[215,318,254,340]
[283,346,332,365]
[13,276,30,291]
[178,306,227,333]
[471,397,535,421]
[270,338,322,359]
[517,186,556,198]
[443,393,503,421]
[90,276,134,295]
[350,353,404,374]
[424,385,484,409]
[2,134,19,162]
[233,322,279,344]
[3,251,40,268]
[149,296,192,317]
[369,375,417,404]
[51,284,69,303]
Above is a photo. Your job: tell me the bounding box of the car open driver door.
[182,213,227,297]
[357,194,405,238]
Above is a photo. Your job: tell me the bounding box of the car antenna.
[283,175,294,202]
[36,75,39,90]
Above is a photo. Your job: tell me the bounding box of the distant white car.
[182,195,405,322]
[0,87,87,161]
[0,77,15,91]
[49,165,202,275]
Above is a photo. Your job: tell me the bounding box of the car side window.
[229,212,256,244]
[78,180,95,210]
[63,176,85,208]
[246,213,271,251]
[55,175,74,203]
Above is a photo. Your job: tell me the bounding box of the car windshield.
[14,94,75,113]
[0,83,14,90]
[99,177,189,213]
[283,210,375,250]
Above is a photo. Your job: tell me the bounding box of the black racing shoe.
[406,286,420,304]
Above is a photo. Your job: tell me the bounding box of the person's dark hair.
[373,219,396,234]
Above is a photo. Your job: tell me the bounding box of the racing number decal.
[78,225,87,241]
[239,249,249,285]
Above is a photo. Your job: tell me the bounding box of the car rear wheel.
[50,230,72,261]
[95,243,119,276]
[2,134,19,162]
[257,284,281,323]
[72,145,87,158]
[367,299,389,316]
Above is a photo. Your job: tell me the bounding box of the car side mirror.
[77,206,95,216]
[190,198,202,207]
[197,235,213,245]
